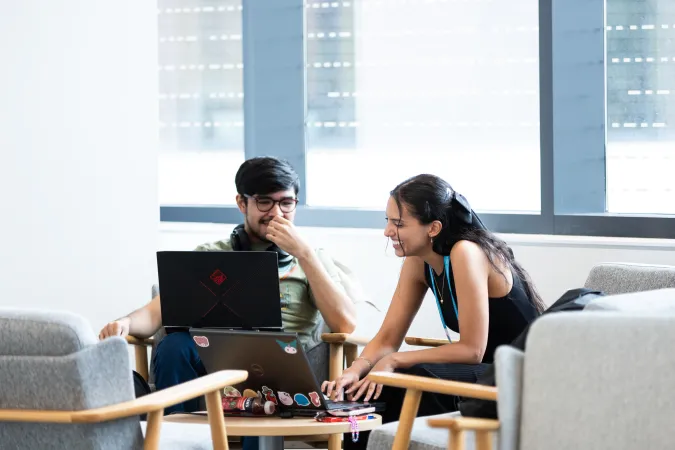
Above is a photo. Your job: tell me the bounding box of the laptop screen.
[157,251,283,330]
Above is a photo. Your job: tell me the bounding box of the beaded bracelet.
[353,356,373,369]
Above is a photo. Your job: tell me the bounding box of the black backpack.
[457,288,606,419]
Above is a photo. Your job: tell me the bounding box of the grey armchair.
[0,308,247,450]
[425,302,675,450]
[583,262,675,293]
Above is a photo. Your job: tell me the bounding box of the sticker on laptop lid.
[278,391,293,406]
[276,339,297,354]
[262,386,278,405]
[309,392,321,407]
[222,386,241,398]
[243,389,259,399]
[193,336,209,348]
[294,393,310,407]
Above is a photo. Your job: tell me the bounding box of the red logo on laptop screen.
[210,269,227,285]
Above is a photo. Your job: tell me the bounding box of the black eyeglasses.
[244,194,299,213]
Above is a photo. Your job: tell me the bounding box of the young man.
[99,157,358,416]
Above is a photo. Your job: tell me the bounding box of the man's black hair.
[234,156,300,196]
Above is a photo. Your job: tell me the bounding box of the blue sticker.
[294,393,310,407]
[276,339,298,354]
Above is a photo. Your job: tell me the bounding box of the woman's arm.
[390,240,492,367]
[349,241,493,402]
[325,257,428,398]
[347,257,429,375]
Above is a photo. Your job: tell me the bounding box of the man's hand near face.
[265,216,312,259]
[266,216,356,333]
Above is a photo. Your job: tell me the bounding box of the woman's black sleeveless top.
[424,258,539,363]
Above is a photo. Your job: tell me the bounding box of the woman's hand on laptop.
[346,354,397,402]
[322,367,360,402]
[98,317,131,340]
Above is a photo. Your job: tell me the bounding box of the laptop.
[157,251,283,332]
[189,328,385,417]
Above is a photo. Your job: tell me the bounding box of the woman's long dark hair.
[391,174,546,313]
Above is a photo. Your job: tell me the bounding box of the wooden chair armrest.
[125,335,154,381]
[404,336,448,347]
[372,372,496,450]
[430,417,500,450]
[125,336,155,347]
[321,333,370,347]
[367,372,497,401]
[428,416,500,431]
[0,370,248,424]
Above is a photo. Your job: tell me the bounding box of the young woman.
[322,174,544,449]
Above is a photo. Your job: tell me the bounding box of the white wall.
[0,2,158,333]
[160,222,675,342]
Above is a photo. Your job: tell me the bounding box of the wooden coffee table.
[164,413,382,450]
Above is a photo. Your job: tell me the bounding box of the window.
[305,0,541,212]
[605,0,675,214]
[157,1,244,206]
[159,0,675,239]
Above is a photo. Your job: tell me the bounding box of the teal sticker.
[294,393,310,407]
[276,339,297,354]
